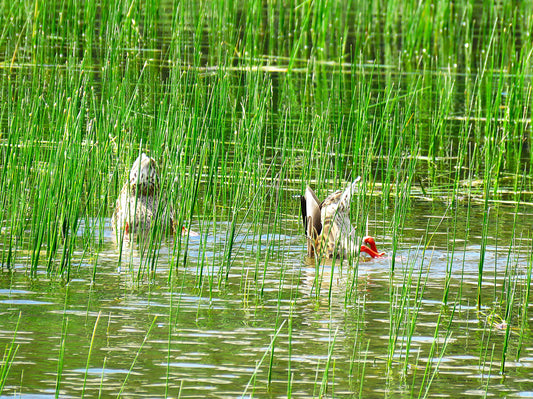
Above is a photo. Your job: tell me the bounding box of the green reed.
[242,319,286,397]
[56,293,70,398]
[0,312,20,395]
[81,311,102,399]
[418,310,453,399]
[516,245,533,359]
[1,0,533,396]
[117,316,158,398]
[0,0,527,282]
[386,246,428,371]
[318,326,339,397]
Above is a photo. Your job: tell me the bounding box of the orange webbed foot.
[360,236,385,258]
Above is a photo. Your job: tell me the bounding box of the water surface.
[1,0,532,398]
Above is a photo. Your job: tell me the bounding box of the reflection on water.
[1,0,533,397]
[0,197,532,397]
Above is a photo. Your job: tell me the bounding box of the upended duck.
[112,153,187,240]
[300,177,384,259]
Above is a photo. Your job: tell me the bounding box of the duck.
[300,177,384,259]
[112,153,183,240]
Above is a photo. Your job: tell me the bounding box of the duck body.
[112,153,175,239]
[300,177,384,259]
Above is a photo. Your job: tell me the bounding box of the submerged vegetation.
[0,0,532,397]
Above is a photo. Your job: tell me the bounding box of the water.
[1,199,532,397]
[1,0,533,397]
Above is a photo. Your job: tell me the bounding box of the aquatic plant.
[0,0,532,397]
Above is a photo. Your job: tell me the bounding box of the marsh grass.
[56,298,69,397]
[516,247,533,358]
[1,0,531,284]
[318,326,339,397]
[417,311,453,399]
[117,316,158,398]
[242,319,286,397]
[82,311,102,398]
[1,0,533,397]
[0,312,20,395]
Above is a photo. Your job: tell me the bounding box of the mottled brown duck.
[112,153,189,240]
[300,177,384,259]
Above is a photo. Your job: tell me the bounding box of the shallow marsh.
[0,0,532,397]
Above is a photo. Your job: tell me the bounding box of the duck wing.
[324,177,361,212]
[318,177,362,257]
[300,186,322,256]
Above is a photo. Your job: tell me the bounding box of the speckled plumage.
[300,178,384,259]
[112,153,175,240]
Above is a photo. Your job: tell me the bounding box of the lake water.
[1,198,532,397]
[1,0,533,398]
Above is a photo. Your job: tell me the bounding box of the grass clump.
[0,0,533,396]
